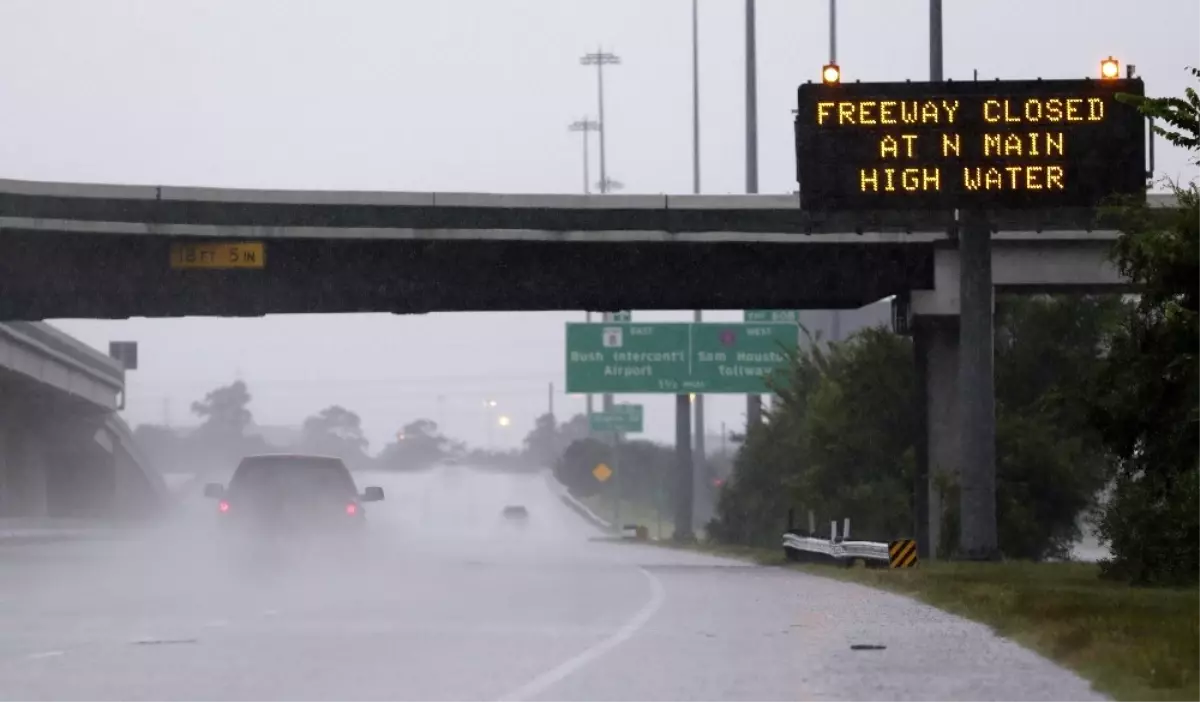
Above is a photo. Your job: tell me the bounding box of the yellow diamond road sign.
[592,463,613,482]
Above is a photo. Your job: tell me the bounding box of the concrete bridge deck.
[0,178,1173,321]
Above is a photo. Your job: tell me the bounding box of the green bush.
[712,297,1123,561]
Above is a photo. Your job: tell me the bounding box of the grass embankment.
[577,494,678,540]
[660,541,1198,702]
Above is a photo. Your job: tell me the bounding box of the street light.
[497,415,511,428]
[580,48,621,194]
[1100,56,1120,80]
[568,118,600,194]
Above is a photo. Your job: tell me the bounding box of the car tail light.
[218,500,230,513]
[345,503,358,516]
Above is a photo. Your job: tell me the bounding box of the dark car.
[204,454,384,548]
[501,505,528,520]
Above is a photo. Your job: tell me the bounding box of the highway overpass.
[0,177,1176,555]
[0,179,1171,321]
[0,321,166,519]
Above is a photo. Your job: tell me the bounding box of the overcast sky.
[1,0,1196,452]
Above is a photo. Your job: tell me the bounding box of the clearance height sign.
[794,78,1145,210]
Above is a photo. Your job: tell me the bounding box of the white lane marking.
[261,609,279,617]
[203,619,229,628]
[26,651,64,660]
[495,566,666,702]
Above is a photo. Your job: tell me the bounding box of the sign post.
[612,429,621,530]
[587,405,643,533]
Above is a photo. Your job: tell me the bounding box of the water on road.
[0,466,1104,700]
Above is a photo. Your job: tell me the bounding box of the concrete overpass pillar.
[0,403,49,518]
[915,320,960,560]
[43,419,116,519]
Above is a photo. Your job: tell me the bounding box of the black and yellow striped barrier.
[888,539,919,568]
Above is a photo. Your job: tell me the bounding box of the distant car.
[501,505,529,520]
[203,454,384,549]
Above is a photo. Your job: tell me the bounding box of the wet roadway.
[0,465,1105,701]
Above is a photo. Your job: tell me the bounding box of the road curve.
[0,466,1104,701]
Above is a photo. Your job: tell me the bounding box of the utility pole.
[568,118,600,194]
[600,312,615,414]
[930,0,943,83]
[613,429,622,530]
[584,312,594,429]
[580,48,621,194]
[693,316,707,528]
[691,0,701,196]
[548,382,555,420]
[829,0,837,64]
[744,0,758,195]
[924,0,997,560]
[744,0,763,430]
[913,0,943,560]
[673,393,695,542]
[828,0,843,345]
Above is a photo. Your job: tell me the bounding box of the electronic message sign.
[794,78,1146,211]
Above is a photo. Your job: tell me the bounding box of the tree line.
[710,298,1124,556]
[133,381,605,476]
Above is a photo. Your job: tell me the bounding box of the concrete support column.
[958,216,999,559]
[44,419,115,519]
[0,400,12,517]
[4,415,49,518]
[921,321,960,559]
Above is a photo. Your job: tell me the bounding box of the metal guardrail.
[782,533,891,564]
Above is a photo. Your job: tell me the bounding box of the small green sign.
[744,310,800,323]
[589,404,644,433]
[608,311,632,322]
[565,322,796,394]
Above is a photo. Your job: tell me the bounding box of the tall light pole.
[744,0,758,196]
[691,0,701,195]
[930,0,943,81]
[744,0,762,430]
[585,311,594,425]
[829,0,837,64]
[690,0,708,529]
[828,0,842,343]
[568,117,600,194]
[926,0,996,560]
[571,117,602,428]
[580,48,621,194]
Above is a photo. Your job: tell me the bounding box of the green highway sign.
[609,311,632,322]
[565,322,797,394]
[589,404,644,433]
[744,309,800,323]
